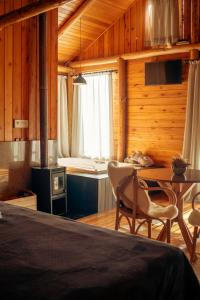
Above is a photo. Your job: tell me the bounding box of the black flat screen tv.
[145,60,182,85]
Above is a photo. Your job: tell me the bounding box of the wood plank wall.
[75,0,199,165]
[81,0,146,60]
[69,55,187,165]
[127,53,188,166]
[81,0,200,60]
[0,0,58,142]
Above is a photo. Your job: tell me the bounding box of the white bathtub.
[57,157,108,175]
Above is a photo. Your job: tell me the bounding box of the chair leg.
[115,207,120,231]
[166,219,171,244]
[148,220,152,239]
[130,217,136,234]
[190,226,198,263]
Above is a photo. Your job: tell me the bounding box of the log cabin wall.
[80,0,146,60]
[82,56,188,165]
[0,0,58,142]
[80,0,200,60]
[76,0,200,165]
[127,53,188,166]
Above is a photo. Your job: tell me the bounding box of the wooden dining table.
[138,167,200,257]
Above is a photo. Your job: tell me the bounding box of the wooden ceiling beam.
[0,0,73,30]
[58,65,74,74]
[121,43,200,60]
[69,43,200,68]
[69,56,119,67]
[58,0,95,38]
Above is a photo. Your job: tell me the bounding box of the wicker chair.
[108,161,178,242]
[188,192,200,262]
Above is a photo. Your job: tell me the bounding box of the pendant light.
[73,17,87,85]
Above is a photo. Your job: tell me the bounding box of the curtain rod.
[70,70,118,77]
[58,74,67,78]
[83,70,117,75]
[183,59,200,64]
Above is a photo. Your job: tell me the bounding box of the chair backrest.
[107,161,151,214]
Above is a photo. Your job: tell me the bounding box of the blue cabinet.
[66,173,114,219]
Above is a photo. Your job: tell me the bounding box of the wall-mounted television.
[145,60,182,85]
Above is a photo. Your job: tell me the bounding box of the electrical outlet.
[14,120,29,129]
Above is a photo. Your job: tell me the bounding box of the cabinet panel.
[67,173,115,219]
[67,175,98,219]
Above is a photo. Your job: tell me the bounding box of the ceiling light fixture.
[73,17,86,85]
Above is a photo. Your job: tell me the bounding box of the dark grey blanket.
[0,202,199,300]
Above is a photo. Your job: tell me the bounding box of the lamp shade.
[73,73,87,85]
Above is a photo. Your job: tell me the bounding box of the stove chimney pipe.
[39,13,48,168]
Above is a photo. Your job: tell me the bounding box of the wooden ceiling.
[58,0,135,64]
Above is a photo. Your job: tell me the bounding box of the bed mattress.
[0,202,199,300]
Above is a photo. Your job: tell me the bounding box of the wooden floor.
[79,198,200,281]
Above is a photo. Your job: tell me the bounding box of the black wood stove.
[32,166,67,216]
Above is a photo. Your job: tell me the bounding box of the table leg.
[178,218,196,259]
[155,181,172,242]
[156,220,173,242]
[178,218,193,243]
[177,183,198,260]
[155,181,196,257]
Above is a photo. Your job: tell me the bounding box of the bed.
[0,202,199,300]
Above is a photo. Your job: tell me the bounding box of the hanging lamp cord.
[80,17,82,73]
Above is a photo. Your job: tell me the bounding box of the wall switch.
[14,120,29,129]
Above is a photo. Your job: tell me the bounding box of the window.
[71,72,113,160]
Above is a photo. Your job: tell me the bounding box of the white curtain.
[71,86,84,157]
[71,72,113,160]
[57,75,69,157]
[183,61,200,170]
[145,0,179,48]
